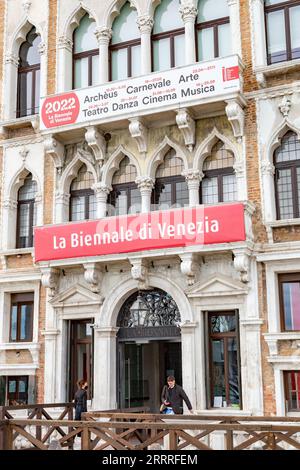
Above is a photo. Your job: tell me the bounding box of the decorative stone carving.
[261,161,275,176]
[55,191,70,205]
[278,95,292,118]
[135,176,155,191]
[225,100,245,140]
[85,126,106,165]
[19,147,29,163]
[3,198,18,209]
[180,253,198,286]
[233,251,250,283]
[22,0,31,13]
[176,108,195,152]
[58,36,73,52]
[41,268,60,297]
[129,258,149,290]
[129,118,148,153]
[233,160,244,177]
[92,182,112,199]
[94,27,112,45]
[44,135,65,174]
[182,169,203,184]
[179,5,198,23]
[5,54,19,67]
[83,263,104,295]
[136,15,154,33]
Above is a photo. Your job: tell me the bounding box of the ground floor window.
[205,310,242,409]
[0,375,36,405]
[284,371,300,412]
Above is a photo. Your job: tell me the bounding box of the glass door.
[69,320,93,400]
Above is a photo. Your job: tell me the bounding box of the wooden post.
[36,407,42,441]
[3,422,13,450]
[81,426,90,450]
[68,405,74,450]
[0,407,5,450]
[266,432,277,450]
[226,430,234,450]
[169,430,178,450]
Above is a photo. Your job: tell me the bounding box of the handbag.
[160,403,167,413]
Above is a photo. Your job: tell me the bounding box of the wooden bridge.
[1,403,300,450]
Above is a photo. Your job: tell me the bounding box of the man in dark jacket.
[161,376,193,415]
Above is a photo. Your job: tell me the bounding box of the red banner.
[34,204,246,262]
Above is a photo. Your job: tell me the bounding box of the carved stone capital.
[129,258,149,290]
[38,42,46,55]
[34,192,43,204]
[55,191,70,205]
[233,160,244,177]
[41,268,60,297]
[22,0,32,14]
[180,253,198,286]
[3,198,18,210]
[182,169,203,184]
[136,15,154,34]
[83,263,104,295]
[135,176,155,192]
[129,117,148,153]
[261,161,275,176]
[225,100,245,140]
[176,108,195,152]
[233,251,250,283]
[179,5,198,23]
[44,135,65,174]
[92,182,112,200]
[95,27,112,45]
[85,126,106,164]
[278,95,292,118]
[5,54,19,67]
[58,36,73,52]
[19,146,29,162]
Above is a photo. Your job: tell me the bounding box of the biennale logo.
[41,92,80,128]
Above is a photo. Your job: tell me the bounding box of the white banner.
[40,55,240,131]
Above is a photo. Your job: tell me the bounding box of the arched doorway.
[117,289,182,412]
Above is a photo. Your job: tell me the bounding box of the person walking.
[161,375,193,415]
[74,379,88,420]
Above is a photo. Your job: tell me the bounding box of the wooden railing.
[1,411,300,450]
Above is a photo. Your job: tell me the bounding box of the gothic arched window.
[152,149,188,209]
[200,141,237,204]
[152,0,185,71]
[110,2,141,80]
[73,14,99,88]
[108,157,140,215]
[17,174,37,248]
[70,165,96,221]
[17,27,41,117]
[274,131,300,219]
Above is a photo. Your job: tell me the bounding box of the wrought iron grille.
[117,289,181,328]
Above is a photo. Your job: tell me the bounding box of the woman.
[74,379,88,420]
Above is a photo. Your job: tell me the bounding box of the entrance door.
[118,341,181,412]
[69,320,93,400]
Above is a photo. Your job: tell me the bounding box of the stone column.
[181,322,197,410]
[137,15,153,75]
[182,170,202,207]
[136,177,155,213]
[95,27,112,84]
[57,36,73,92]
[55,192,70,224]
[42,328,60,402]
[233,159,247,201]
[38,42,47,98]
[92,183,111,218]
[260,161,276,223]
[3,54,19,120]
[227,0,242,57]
[180,5,197,65]
[2,199,17,249]
[250,0,267,68]
[93,327,119,410]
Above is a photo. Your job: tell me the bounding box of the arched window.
[17,174,37,248]
[152,149,188,209]
[152,0,185,71]
[274,131,300,220]
[265,0,300,64]
[200,141,237,204]
[110,2,141,80]
[17,27,41,118]
[108,157,140,215]
[196,0,231,62]
[73,14,99,89]
[70,165,96,221]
